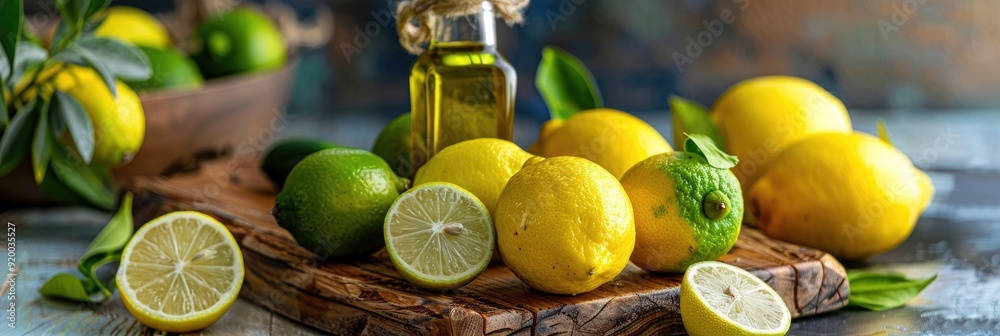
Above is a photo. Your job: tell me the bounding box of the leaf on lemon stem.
[71,43,117,97]
[877,119,894,146]
[0,0,23,74]
[76,36,151,82]
[0,99,37,176]
[847,270,937,311]
[49,141,114,210]
[684,133,738,169]
[669,95,724,150]
[536,46,602,121]
[31,99,51,183]
[54,90,94,163]
[39,193,134,303]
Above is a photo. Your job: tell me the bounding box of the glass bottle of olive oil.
[410,1,516,170]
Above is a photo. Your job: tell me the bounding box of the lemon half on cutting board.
[680,261,791,336]
[116,212,245,332]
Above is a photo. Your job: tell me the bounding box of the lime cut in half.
[116,211,245,332]
[384,182,494,290]
[680,261,791,336]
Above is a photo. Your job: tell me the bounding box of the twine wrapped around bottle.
[396,0,529,54]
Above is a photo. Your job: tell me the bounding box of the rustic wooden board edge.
[125,169,850,335]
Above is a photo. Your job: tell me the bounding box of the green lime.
[371,113,413,178]
[384,182,493,290]
[680,261,791,336]
[273,148,409,258]
[125,47,204,92]
[262,139,340,186]
[620,151,743,273]
[191,8,286,78]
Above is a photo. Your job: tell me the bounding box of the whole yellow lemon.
[495,156,635,295]
[94,6,172,48]
[414,138,535,216]
[748,132,934,260]
[528,109,672,179]
[712,76,852,189]
[620,151,743,273]
[54,66,145,166]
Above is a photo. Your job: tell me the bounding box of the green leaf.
[0,100,37,175]
[39,194,133,303]
[56,0,90,31]
[82,0,109,22]
[76,36,151,81]
[684,133,738,169]
[31,99,51,183]
[847,270,937,311]
[1,85,6,128]
[536,46,602,121]
[39,273,95,302]
[54,90,94,163]
[71,44,116,96]
[50,143,114,210]
[10,40,46,84]
[0,0,23,78]
[669,95,724,150]
[877,119,894,146]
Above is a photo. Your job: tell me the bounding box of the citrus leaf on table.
[683,133,738,169]
[536,46,602,121]
[669,95,724,150]
[54,90,94,163]
[0,99,37,175]
[39,193,133,303]
[0,0,22,74]
[847,270,937,311]
[76,36,151,81]
[31,99,51,183]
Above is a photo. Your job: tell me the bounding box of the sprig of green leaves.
[40,193,134,303]
[1,0,150,209]
[669,95,724,150]
[847,270,937,311]
[536,46,603,121]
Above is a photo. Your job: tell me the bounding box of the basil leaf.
[669,95,724,150]
[70,43,116,97]
[31,99,51,183]
[847,270,937,311]
[684,133,738,169]
[39,194,133,303]
[50,143,114,210]
[0,0,22,75]
[39,273,94,302]
[54,90,94,163]
[76,36,151,81]
[0,99,37,175]
[877,119,894,146]
[536,46,602,121]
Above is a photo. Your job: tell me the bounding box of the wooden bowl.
[0,58,299,207]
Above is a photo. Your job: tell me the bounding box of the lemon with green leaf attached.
[621,135,743,273]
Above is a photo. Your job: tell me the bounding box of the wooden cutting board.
[125,158,848,335]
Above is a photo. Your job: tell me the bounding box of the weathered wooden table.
[5,110,1000,335]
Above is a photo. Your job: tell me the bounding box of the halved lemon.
[680,261,791,336]
[116,211,245,332]
[384,182,494,290]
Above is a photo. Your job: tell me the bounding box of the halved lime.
[680,261,791,336]
[384,182,494,290]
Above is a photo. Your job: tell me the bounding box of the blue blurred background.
[32,0,1000,121]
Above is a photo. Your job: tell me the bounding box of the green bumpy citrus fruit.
[620,151,743,273]
[371,113,413,177]
[191,8,287,78]
[273,148,409,258]
[125,47,204,92]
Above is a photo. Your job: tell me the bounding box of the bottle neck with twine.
[396,0,529,54]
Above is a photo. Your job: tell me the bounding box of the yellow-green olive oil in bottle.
[410,1,516,170]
